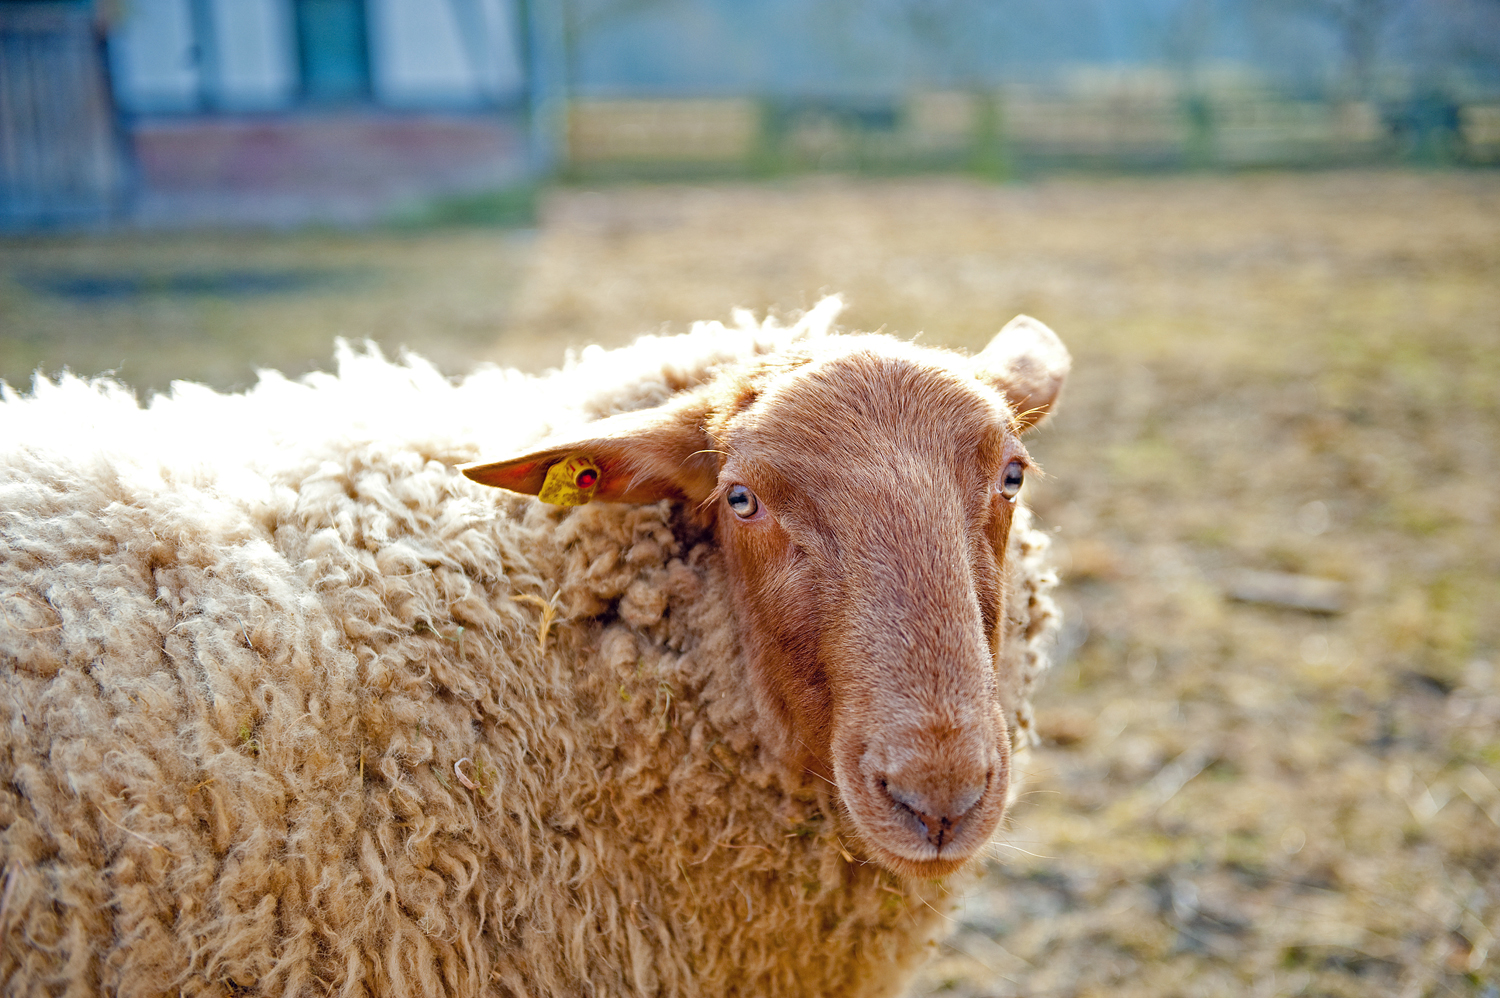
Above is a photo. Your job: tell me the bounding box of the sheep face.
[709,347,1029,877]
[464,316,1069,880]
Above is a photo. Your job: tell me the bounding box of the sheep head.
[464,316,1069,879]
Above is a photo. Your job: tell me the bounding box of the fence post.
[969,88,1011,180]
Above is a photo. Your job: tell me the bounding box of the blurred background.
[3,0,1499,233]
[2,1,1498,996]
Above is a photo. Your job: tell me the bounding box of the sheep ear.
[970,315,1071,431]
[462,394,718,506]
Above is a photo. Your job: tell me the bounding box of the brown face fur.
[464,319,1070,879]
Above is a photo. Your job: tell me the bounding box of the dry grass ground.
[0,228,533,395]
[2,170,1497,997]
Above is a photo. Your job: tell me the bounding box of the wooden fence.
[565,82,1500,175]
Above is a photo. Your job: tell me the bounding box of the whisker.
[987,840,1055,860]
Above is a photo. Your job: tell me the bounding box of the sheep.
[0,298,1068,998]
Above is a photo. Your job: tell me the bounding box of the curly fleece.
[0,301,1059,998]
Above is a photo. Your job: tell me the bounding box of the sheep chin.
[841,802,997,881]
[868,848,979,882]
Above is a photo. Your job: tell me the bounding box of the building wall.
[97,0,530,227]
[211,0,296,109]
[107,0,526,114]
[372,0,525,107]
[106,0,199,112]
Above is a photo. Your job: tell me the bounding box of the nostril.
[911,807,957,847]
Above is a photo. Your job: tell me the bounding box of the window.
[293,0,369,102]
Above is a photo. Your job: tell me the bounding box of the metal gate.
[0,1,128,229]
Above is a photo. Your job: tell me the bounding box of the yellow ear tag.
[538,455,601,506]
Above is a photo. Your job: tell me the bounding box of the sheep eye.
[726,484,759,518]
[998,460,1025,499]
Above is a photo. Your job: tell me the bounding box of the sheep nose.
[883,778,987,849]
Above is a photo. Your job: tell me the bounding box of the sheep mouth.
[833,758,1009,879]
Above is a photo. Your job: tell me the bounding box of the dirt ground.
[2,170,1497,997]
